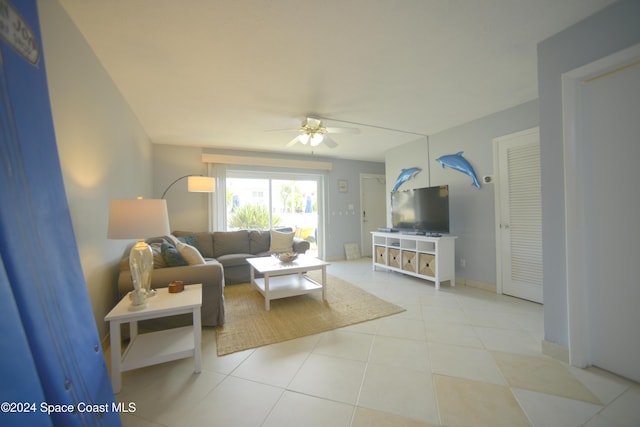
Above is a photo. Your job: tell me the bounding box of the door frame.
[561,43,640,368]
[360,173,386,257]
[492,127,540,299]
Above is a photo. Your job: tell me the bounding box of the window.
[224,171,322,257]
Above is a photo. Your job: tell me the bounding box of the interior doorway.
[562,43,640,382]
[360,174,386,257]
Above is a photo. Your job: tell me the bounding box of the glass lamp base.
[128,288,147,305]
[129,240,154,305]
[128,300,148,311]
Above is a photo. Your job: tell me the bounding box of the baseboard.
[457,276,497,293]
[327,255,355,262]
[542,339,570,363]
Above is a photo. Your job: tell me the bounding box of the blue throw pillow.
[161,241,188,267]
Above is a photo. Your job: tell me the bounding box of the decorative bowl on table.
[273,251,298,263]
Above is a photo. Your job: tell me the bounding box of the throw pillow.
[176,241,206,265]
[161,241,188,267]
[269,230,294,253]
[150,243,166,268]
[176,235,205,256]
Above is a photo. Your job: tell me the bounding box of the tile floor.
[112,259,640,427]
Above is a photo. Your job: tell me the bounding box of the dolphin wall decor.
[436,152,480,188]
[392,167,422,192]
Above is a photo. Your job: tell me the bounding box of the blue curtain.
[0,1,119,426]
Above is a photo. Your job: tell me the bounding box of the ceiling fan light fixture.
[299,133,310,144]
[310,132,324,146]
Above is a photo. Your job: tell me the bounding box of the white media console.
[371,232,457,289]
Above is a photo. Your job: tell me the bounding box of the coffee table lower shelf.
[247,256,329,310]
[253,274,323,309]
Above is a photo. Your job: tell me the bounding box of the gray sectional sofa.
[116,229,310,327]
[173,230,310,284]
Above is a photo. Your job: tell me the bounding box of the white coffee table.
[104,284,202,393]
[247,256,330,310]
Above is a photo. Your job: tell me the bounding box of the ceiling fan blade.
[325,126,360,134]
[286,136,301,147]
[323,135,338,148]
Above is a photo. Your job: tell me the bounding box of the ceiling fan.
[271,117,360,148]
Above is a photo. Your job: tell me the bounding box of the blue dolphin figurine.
[392,167,422,192]
[436,152,480,188]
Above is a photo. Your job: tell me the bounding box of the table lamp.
[108,197,171,307]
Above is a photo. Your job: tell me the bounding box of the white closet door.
[496,128,543,303]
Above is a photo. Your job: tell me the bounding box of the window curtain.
[0,1,118,426]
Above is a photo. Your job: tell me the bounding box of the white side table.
[105,284,202,393]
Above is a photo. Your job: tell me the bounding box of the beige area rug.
[215,272,405,356]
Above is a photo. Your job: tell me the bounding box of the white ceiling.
[58,0,614,162]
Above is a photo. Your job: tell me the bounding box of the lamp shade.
[107,198,171,239]
[187,176,215,193]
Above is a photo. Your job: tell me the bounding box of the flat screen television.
[391,185,450,234]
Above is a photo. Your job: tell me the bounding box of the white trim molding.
[201,154,333,171]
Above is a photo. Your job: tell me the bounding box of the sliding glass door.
[225,171,321,257]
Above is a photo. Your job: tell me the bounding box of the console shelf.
[372,232,456,289]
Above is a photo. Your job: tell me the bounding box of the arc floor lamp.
[161,175,215,199]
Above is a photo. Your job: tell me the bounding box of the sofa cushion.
[161,241,188,267]
[269,230,294,253]
[173,231,214,258]
[176,241,206,265]
[249,230,271,254]
[217,253,255,268]
[213,230,250,258]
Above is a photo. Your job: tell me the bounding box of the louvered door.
[496,128,543,303]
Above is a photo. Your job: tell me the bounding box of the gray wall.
[153,144,210,231]
[153,145,384,260]
[326,159,386,259]
[538,0,640,348]
[39,0,154,339]
[385,101,538,286]
[430,101,538,285]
